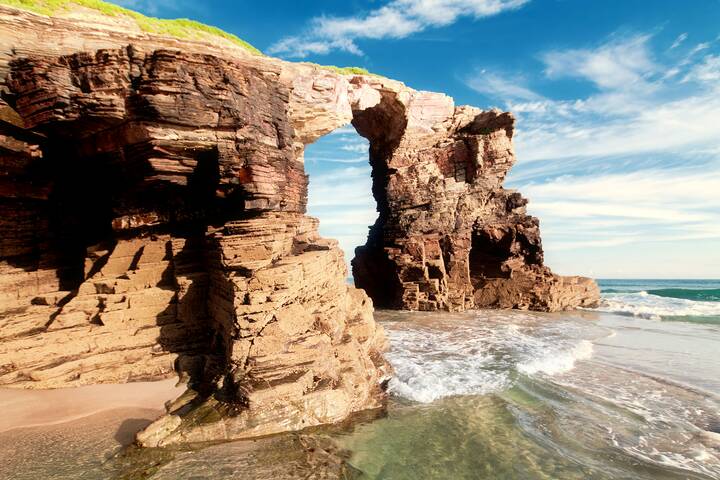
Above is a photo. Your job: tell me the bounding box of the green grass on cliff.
[1,0,378,75]
[316,65,373,76]
[0,0,263,54]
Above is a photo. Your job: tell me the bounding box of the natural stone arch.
[289,71,599,313]
[0,5,600,445]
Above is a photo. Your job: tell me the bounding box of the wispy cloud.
[670,32,688,49]
[327,125,357,135]
[520,168,720,252]
[542,34,656,90]
[308,166,373,208]
[340,143,368,153]
[463,31,720,274]
[487,34,720,162]
[269,0,530,57]
[307,156,368,164]
[307,164,376,263]
[682,54,720,83]
[465,68,543,101]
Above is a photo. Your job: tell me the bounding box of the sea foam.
[596,292,720,321]
[386,325,511,403]
[383,312,597,403]
[517,340,594,376]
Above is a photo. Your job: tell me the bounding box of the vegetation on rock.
[1,0,380,75]
[0,0,263,54]
[315,64,374,76]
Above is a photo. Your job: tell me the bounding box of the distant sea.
[596,278,720,324]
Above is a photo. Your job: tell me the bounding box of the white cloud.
[682,54,720,83]
[327,125,357,135]
[340,143,369,153]
[512,88,720,161]
[307,166,373,208]
[542,34,656,90]
[269,0,529,57]
[474,34,720,162]
[307,164,376,268]
[268,37,363,57]
[518,169,720,257]
[307,156,368,164]
[466,32,720,277]
[465,69,543,101]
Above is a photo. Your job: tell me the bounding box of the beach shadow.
[114,418,155,446]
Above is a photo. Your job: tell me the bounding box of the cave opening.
[469,227,514,289]
[46,143,118,291]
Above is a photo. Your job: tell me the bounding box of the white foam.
[518,340,594,376]
[385,326,510,403]
[596,292,720,320]
[383,313,598,403]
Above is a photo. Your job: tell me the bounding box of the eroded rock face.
[351,107,600,311]
[0,43,390,443]
[0,5,597,445]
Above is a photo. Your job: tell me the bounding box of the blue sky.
[117,0,720,278]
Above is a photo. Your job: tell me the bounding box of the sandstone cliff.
[0,3,598,444]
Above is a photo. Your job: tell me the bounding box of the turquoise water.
[595,279,720,324]
[599,279,720,301]
[328,309,720,480]
[333,282,720,478]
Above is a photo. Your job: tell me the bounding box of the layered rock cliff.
[0,3,598,444]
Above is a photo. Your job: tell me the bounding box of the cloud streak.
[307,164,376,264]
[494,35,720,162]
[467,32,720,275]
[269,0,529,57]
[519,168,720,254]
[465,69,543,101]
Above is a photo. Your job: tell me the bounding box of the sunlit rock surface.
[0,4,597,444]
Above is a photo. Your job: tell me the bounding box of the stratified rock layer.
[0,4,598,444]
[351,109,600,311]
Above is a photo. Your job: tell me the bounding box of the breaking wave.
[517,340,593,376]
[595,292,720,323]
[382,312,600,403]
[602,287,720,302]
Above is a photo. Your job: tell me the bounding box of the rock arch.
[290,71,599,312]
[0,5,598,445]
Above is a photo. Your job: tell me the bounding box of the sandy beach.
[0,379,185,479]
[0,378,185,434]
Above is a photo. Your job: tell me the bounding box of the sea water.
[595,279,720,322]
[2,280,719,479]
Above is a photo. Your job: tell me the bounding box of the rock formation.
[0,4,598,445]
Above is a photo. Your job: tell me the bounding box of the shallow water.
[2,289,720,479]
[331,309,720,480]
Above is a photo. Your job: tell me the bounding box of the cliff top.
[0,0,373,76]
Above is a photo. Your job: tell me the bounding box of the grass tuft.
[0,0,262,54]
[306,63,378,77]
[1,0,381,74]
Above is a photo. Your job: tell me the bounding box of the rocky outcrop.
[0,4,598,444]
[351,108,600,311]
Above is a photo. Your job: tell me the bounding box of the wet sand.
[0,378,184,433]
[0,378,355,480]
[0,379,185,479]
